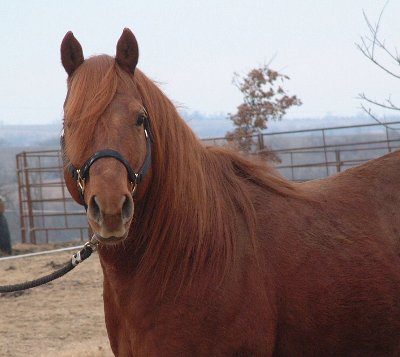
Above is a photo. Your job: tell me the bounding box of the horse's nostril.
[122,195,134,221]
[89,195,102,223]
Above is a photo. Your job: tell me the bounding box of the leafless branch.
[356,1,400,79]
[357,1,400,127]
[360,103,400,131]
[359,93,400,111]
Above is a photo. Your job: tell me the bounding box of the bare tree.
[357,1,400,127]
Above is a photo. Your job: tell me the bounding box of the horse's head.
[60,29,152,245]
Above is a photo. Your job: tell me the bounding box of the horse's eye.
[136,114,145,126]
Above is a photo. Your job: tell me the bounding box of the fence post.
[385,126,392,153]
[22,152,36,244]
[258,133,265,151]
[322,129,329,176]
[16,154,27,243]
[335,150,341,173]
[290,152,295,180]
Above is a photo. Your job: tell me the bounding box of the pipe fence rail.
[15,121,400,244]
[16,150,88,244]
[204,121,400,181]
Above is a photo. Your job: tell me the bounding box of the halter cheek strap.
[61,116,154,210]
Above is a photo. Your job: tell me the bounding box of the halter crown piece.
[61,114,154,210]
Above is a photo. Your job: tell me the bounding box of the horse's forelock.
[63,55,120,162]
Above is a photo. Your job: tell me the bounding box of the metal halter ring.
[131,175,138,196]
[76,169,85,193]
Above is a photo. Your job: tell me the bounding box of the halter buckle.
[76,169,85,193]
[131,174,139,196]
[85,234,99,251]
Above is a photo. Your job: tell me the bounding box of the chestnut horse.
[60,29,400,356]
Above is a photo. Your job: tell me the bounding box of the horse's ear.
[61,31,84,76]
[116,28,139,74]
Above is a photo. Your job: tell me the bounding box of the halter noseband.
[61,115,154,210]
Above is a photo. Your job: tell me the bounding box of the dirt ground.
[0,243,114,357]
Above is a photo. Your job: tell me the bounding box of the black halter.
[61,115,154,210]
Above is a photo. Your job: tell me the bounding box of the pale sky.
[0,0,399,125]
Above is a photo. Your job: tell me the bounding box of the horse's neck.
[100,150,247,296]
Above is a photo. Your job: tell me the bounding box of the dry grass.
[0,243,113,356]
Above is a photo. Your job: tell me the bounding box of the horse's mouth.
[94,232,128,245]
